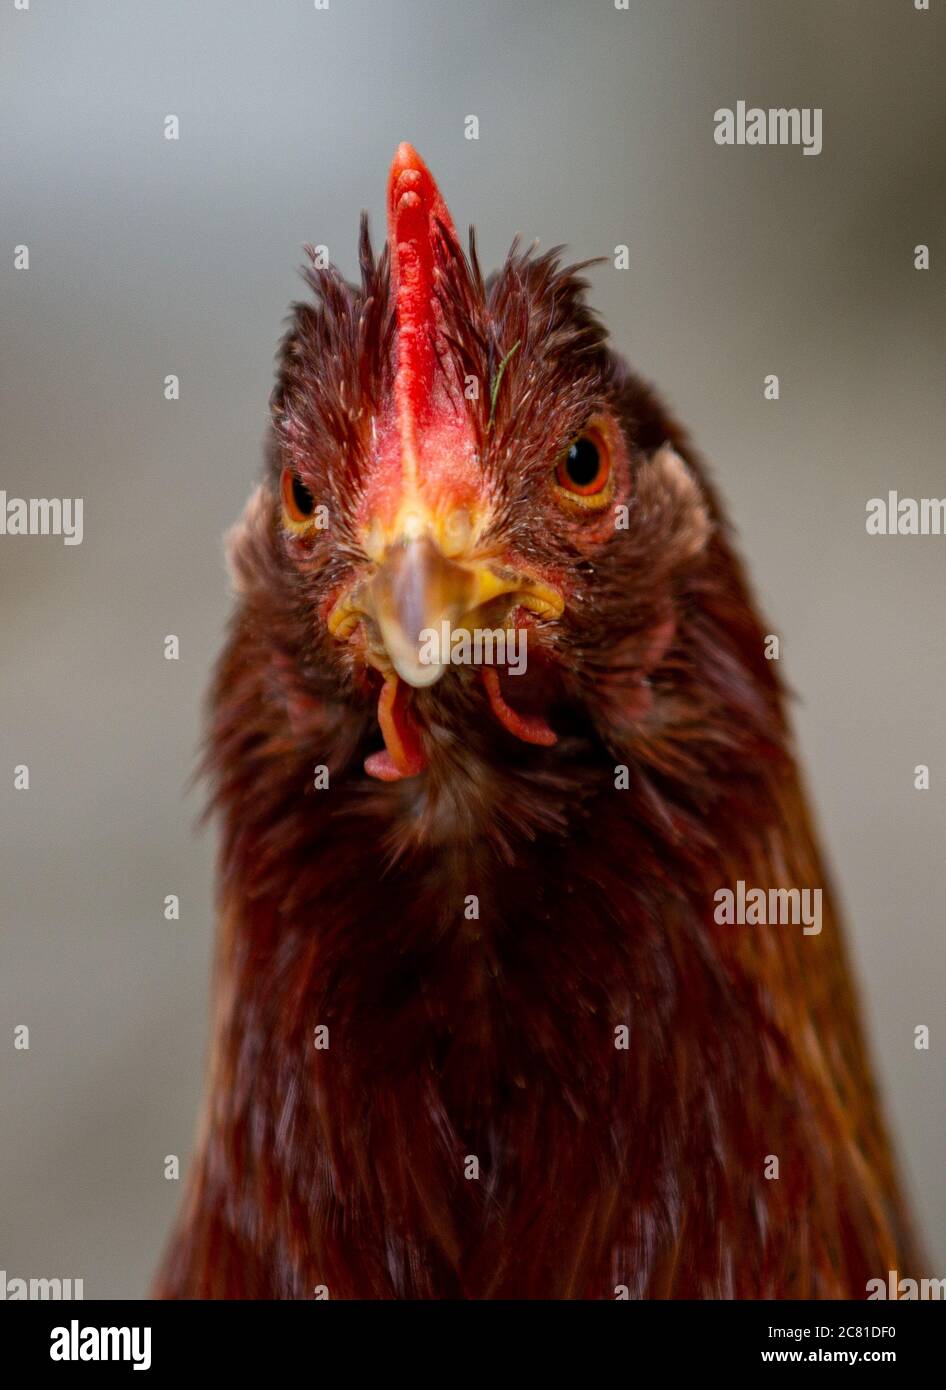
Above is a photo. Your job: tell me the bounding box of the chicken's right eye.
[281,467,317,528]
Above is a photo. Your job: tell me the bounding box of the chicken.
[155,143,919,1299]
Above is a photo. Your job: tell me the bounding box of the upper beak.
[369,535,488,687]
[328,525,563,687]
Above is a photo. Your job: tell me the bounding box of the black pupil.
[291,474,314,515]
[565,436,601,487]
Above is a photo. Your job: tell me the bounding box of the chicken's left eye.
[281,467,316,526]
[554,425,612,506]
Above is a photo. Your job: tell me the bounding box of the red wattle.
[365,676,427,781]
[481,668,558,748]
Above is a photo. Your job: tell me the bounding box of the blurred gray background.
[1,0,943,1296]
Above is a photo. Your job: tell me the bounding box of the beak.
[328,518,563,688]
[369,535,491,687]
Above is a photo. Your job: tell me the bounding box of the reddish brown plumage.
[155,147,919,1299]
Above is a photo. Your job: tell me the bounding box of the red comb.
[386,144,458,456]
